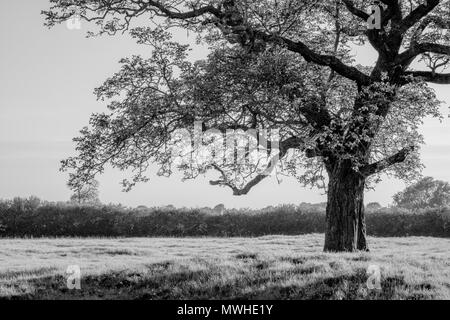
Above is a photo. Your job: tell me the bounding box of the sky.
[0,1,449,209]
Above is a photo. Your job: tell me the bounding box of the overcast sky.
[1,1,449,208]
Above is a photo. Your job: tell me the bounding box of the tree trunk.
[324,160,369,252]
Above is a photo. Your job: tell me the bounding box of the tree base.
[323,160,369,253]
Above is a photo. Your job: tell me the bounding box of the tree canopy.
[393,176,450,209]
[43,1,447,194]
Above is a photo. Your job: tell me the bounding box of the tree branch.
[341,0,369,20]
[398,0,441,34]
[380,0,402,24]
[44,0,372,85]
[209,136,303,195]
[409,15,450,45]
[404,70,450,84]
[360,146,415,176]
[145,1,221,20]
[397,42,450,67]
[253,31,371,85]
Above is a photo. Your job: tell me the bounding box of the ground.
[0,234,449,300]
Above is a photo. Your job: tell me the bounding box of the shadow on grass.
[0,262,437,300]
[0,267,58,280]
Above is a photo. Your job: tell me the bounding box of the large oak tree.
[44,0,449,252]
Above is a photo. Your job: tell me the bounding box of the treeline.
[0,197,449,238]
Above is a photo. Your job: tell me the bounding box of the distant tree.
[70,180,100,205]
[213,204,225,216]
[366,202,382,211]
[27,196,42,211]
[393,177,450,210]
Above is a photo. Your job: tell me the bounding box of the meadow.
[0,234,449,300]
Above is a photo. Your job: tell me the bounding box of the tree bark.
[324,160,368,252]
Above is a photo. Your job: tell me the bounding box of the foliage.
[393,177,450,210]
[0,197,448,238]
[366,202,383,211]
[41,1,448,195]
[69,179,101,205]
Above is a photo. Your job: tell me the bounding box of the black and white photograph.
[0,0,450,308]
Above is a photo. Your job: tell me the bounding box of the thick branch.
[397,42,450,67]
[381,0,402,24]
[253,31,371,85]
[404,70,450,84]
[416,42,450,56]
[145,1,221,19]
[398,0,440,34]
[209,136,303,195]
[342,0,369,20]
[360,146,415,176]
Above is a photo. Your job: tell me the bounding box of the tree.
[393,177,450,210]
[44,0,450,252]
[213,204,225,215]
[366,202,382,211]
[70,179,100,205]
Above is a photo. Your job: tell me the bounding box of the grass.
[0,234,449,300]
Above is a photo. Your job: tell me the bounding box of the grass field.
[0,234,449,300]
